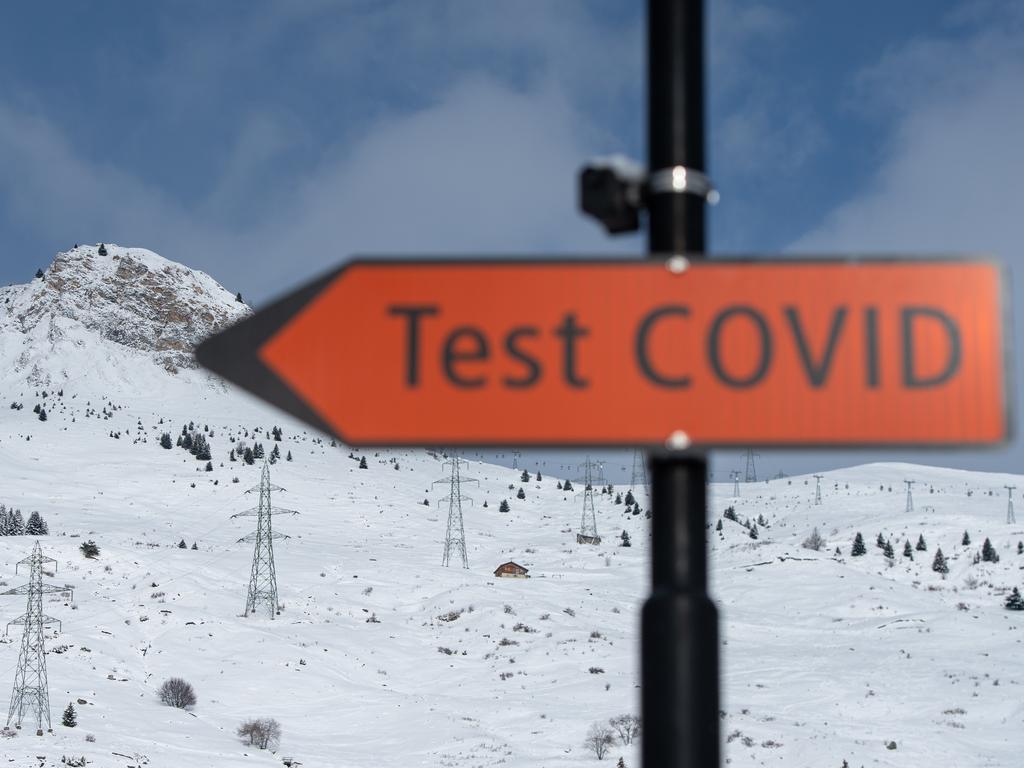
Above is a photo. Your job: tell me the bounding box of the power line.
[577,456,602,545]
[434,451,477,568]
[3,541,73,734]
[231,461,298,619]
[743,449,759,483]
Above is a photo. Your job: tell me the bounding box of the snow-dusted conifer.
[851,532,866,556]
[1006,587,1024,611]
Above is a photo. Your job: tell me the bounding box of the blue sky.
[2,1,1023,480]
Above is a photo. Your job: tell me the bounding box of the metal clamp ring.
[648,166,720,205]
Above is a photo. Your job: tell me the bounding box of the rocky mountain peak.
[1,244,248,374]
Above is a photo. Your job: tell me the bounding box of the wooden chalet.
[494,561,530,579]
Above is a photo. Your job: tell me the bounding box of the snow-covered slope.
[0,248,1021,768]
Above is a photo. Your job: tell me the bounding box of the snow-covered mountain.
[0,247,1021,768]
[1,244,248,386]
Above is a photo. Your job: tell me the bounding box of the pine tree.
[80,540,99,559]
[160,432,172,449]
[243,447,255,465]
[882,539,895,560]
[851,532,866,556]
[715,519,723,532]
[981,537,999,563]
[25,511,47,536]
[178,539,187,549]
[191,542,198,550]
[35,268,45,279]
[11,510,24,535]
[205,461,213,472]
[749,524,759,540]
[916,534,927,552]
[181,432,193,451]
[97,243,108,256]
[876,532,885,548]
[962,530,971,546]
[903,540,913,559]
[557,481,563,490]
[38,407,47,421]
[624,490,635,506]
[620,530,632,547]
[932,547,949,574]
[499,499,510,513]
[563,479,573,492]
[1018,541,1023,554]
[1005,587,1024,611]
[286,450,293,461]
[516,487,526,500]
[253,443,265,459]
[614,493,622,504]
[521,469,530,483]
[235,291,244,303]
[536,471,542,481]
[62,702,76,727]
[359,456,368,469]
[230,449,236,462]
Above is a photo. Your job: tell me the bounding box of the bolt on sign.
[196,257,1010,448]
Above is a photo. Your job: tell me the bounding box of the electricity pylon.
[3,541,73,734]
[232,461,298,618]
[730,470,740,498]
[1006,485,1016,524]
[434,452,477,568]
[512,450,521,470]
[904,480,915,514]
[814,474,823,505]
[744,449,759,483]
[630,448,649,500]
[577,456,602,544]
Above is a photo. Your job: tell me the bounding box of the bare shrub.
[157,677,196,709]
[236,717,281,750]
[609,713,641,745]
[584,722,617,759]
[802,528,825,551]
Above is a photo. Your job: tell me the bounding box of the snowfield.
[0,247,1021,767]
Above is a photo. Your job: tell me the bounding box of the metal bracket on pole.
[648,166,720,204]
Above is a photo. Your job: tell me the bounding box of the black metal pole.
[642,1,720,767]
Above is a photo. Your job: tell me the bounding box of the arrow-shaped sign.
[196,257,1010,448]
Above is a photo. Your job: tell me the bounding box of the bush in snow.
[583,722,616,760]
[609,714,640,745]
[79,540,99,559]
[802,528,825,551]
[1005,587,1024,611]
[158,677,196,709]
[236,717,281,749]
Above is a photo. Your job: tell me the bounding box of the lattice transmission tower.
[630,448,649,501]
[512,450,521,470]
[904,480,915,514]
[3,541,73,734]
[731,470,740,498]
[744,449,759,483]
[814,474,823,505]
[434,451,477,568]
[232,461,298,618]
[577,456,603,545]
[1006,485,1016,525]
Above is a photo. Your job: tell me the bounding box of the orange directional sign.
[196,258,1010,448]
